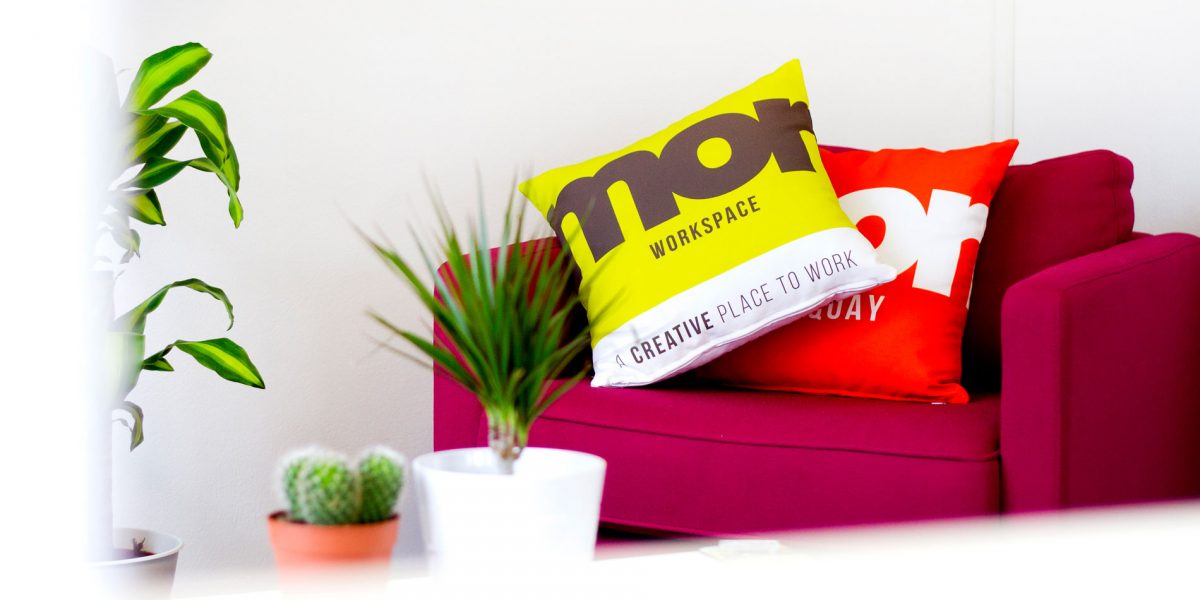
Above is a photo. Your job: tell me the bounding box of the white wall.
[92,0,1200,595]
[1012,0,1200,234]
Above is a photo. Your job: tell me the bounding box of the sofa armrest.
[1000,233,1200,512]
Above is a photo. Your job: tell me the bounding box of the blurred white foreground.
[190,499,1200,600]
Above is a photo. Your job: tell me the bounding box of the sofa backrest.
[824,146,1136,390]
[962,150,1136,390]
[521,148,1137,390]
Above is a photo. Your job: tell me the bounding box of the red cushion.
[963,150,1135,389]
[505,383,1000,534]
[700,141,1018,403]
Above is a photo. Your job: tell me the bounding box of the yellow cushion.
[521,60,894,386]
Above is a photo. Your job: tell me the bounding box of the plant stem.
[487,419,522,475]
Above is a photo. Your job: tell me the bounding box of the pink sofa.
[434,149,1200,536]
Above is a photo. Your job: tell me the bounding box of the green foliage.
[119,401,145,451]
[117,278,235,335]
[358,447,406,523]
[120,190,165,226]
[123,42,212,111]
[362,188,595,471]
[102,43,263,451]
[142,338,265,389]
[107,42,242,240]
[148,91,243,225]
[280,447,406,525]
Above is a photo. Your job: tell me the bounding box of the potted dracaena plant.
[89,42,264,595]
[363,189,606,577]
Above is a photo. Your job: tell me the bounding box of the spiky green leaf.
[115,278,234,335]
[123,42,212,111]
[363,188,594,460]
[174,338,265,388]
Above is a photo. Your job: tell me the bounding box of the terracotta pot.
[266,511,399,589]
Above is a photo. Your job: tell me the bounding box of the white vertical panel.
[993,0,1016,140]
[1013,0,1200,234]
[1,0,91,596]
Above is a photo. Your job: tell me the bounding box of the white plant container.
[89,527,182,599]
[414,447,606,578]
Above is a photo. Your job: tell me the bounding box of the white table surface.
[193,500,1200,600]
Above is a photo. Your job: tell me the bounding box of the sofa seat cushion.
[477,383,1000,535]
[536,383,998,461]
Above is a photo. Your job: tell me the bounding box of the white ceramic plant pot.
[89,527,183,599]
[414,447,606,578]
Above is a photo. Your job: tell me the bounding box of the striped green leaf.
[103,213,141,261]
[105,331,146,403]
[120,400,146,450]
[151,90,230,155]
[148,91,242,226]
[123,157,240,224]
[116,278,234,335]
[119,189,166,225]
[188,158,243,226]
[119,229,141,264]
[127,156,190,189]
[127,113,167,143]
[174,338,265,388]
[124,42,212,111]
[130,120,187,165]
[142,344,174,371]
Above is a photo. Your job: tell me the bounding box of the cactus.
[297,454,361,525]
[278,446,405,525]
[281,451,310,519]
[358,446,406,523]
